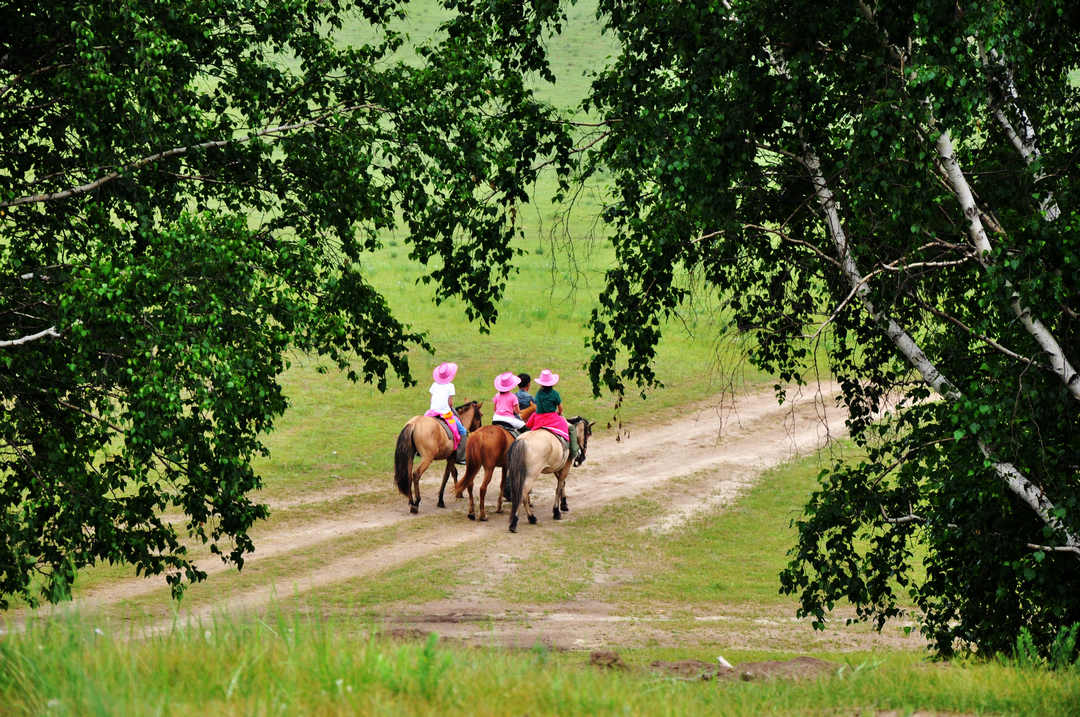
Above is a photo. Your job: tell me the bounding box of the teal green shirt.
[534,386,561,414]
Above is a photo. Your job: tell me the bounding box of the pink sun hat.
[535,369,559,386]
[432,362,458,384]
[494,371,521,393]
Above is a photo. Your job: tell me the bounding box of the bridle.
[572,418,591,466]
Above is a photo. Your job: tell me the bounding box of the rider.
[515,372,535,412]
[430,361,467,464]
[492,372,526,431]
[523,369,577,459]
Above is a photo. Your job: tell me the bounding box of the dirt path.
[34,383,922,651]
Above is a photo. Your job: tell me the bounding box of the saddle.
[421,410,460,451]
[433,417,456,443]
[539,427,569,452]
[492,421,522,438]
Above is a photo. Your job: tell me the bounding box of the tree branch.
[0,326,60,347]
[880,506,925,525]
[0,104,385,209]
[903,291,1048,371]
[1027,543,1080,557]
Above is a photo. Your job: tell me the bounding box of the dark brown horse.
[394,401,482,514]
[452,404,535,521]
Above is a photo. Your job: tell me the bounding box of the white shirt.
[429,382,455,414]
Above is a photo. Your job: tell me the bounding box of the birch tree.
[0,0,570,607]
[575,0,1080,656]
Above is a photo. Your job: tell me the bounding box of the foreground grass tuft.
[2,613,1079,716]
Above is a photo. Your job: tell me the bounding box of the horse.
[394,400,482,514]
[503,416,593,533]
[452,404,536,521]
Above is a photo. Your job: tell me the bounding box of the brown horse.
[503,416,593,532]
[452,404,535,521]
[394,401,482,514]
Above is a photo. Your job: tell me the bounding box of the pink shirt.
[492,391,519,417]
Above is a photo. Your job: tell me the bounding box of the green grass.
[2,613,1078,716]
[486,447,853,611]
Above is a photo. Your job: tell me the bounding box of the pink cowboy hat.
[432,362,458,384]
[535,369,559,386]
[494,371,521,393]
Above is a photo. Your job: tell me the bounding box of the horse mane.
[454,400,480,414]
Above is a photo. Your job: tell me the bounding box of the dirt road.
[47,383,923,652]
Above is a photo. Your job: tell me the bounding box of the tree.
[572,0,1080,656]
[0,0,570,607]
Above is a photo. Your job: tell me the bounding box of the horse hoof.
[560,498,569,511]
[509,517,518,533]
[468,513,476,521]
[409,505,419,514]
[437,500,446,508]
[527,515,537,525]
[553,508,561,520]
[479,515,488,522]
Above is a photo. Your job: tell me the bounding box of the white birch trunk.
[979,46,1061,221]
[935,131,1080,402]
[801,145,1080,554]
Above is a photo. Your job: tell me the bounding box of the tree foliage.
[575,0,1080,656]
[0,0,570,606]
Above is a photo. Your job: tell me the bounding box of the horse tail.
[505,438,528,510]
[394,423,415,497]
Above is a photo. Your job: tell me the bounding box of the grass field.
[4,613,1080,716]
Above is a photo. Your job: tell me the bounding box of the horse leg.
[554,465,572,520]
[457,459,481,520]
[411,455,434,514]
[524,476,537,525]
[496,467,507,514]
[438,462,457,509]
[477,464,496,521]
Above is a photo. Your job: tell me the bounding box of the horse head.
[456,400,483,430]
[569,416,594,466]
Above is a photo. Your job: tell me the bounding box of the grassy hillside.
[253,0,761,500]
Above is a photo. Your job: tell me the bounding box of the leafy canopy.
[574,0,1080,657]
[0,0,571,606]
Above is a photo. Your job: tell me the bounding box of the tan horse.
[394,401,482,514]
[503,416,593,532]
[452,404,536,521]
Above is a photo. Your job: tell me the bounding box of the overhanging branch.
[0,326,60,347]
[1,104,384,209]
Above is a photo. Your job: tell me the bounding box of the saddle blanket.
[540,427,569,453]
[423,410,460,450]
[525,411,568,440]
